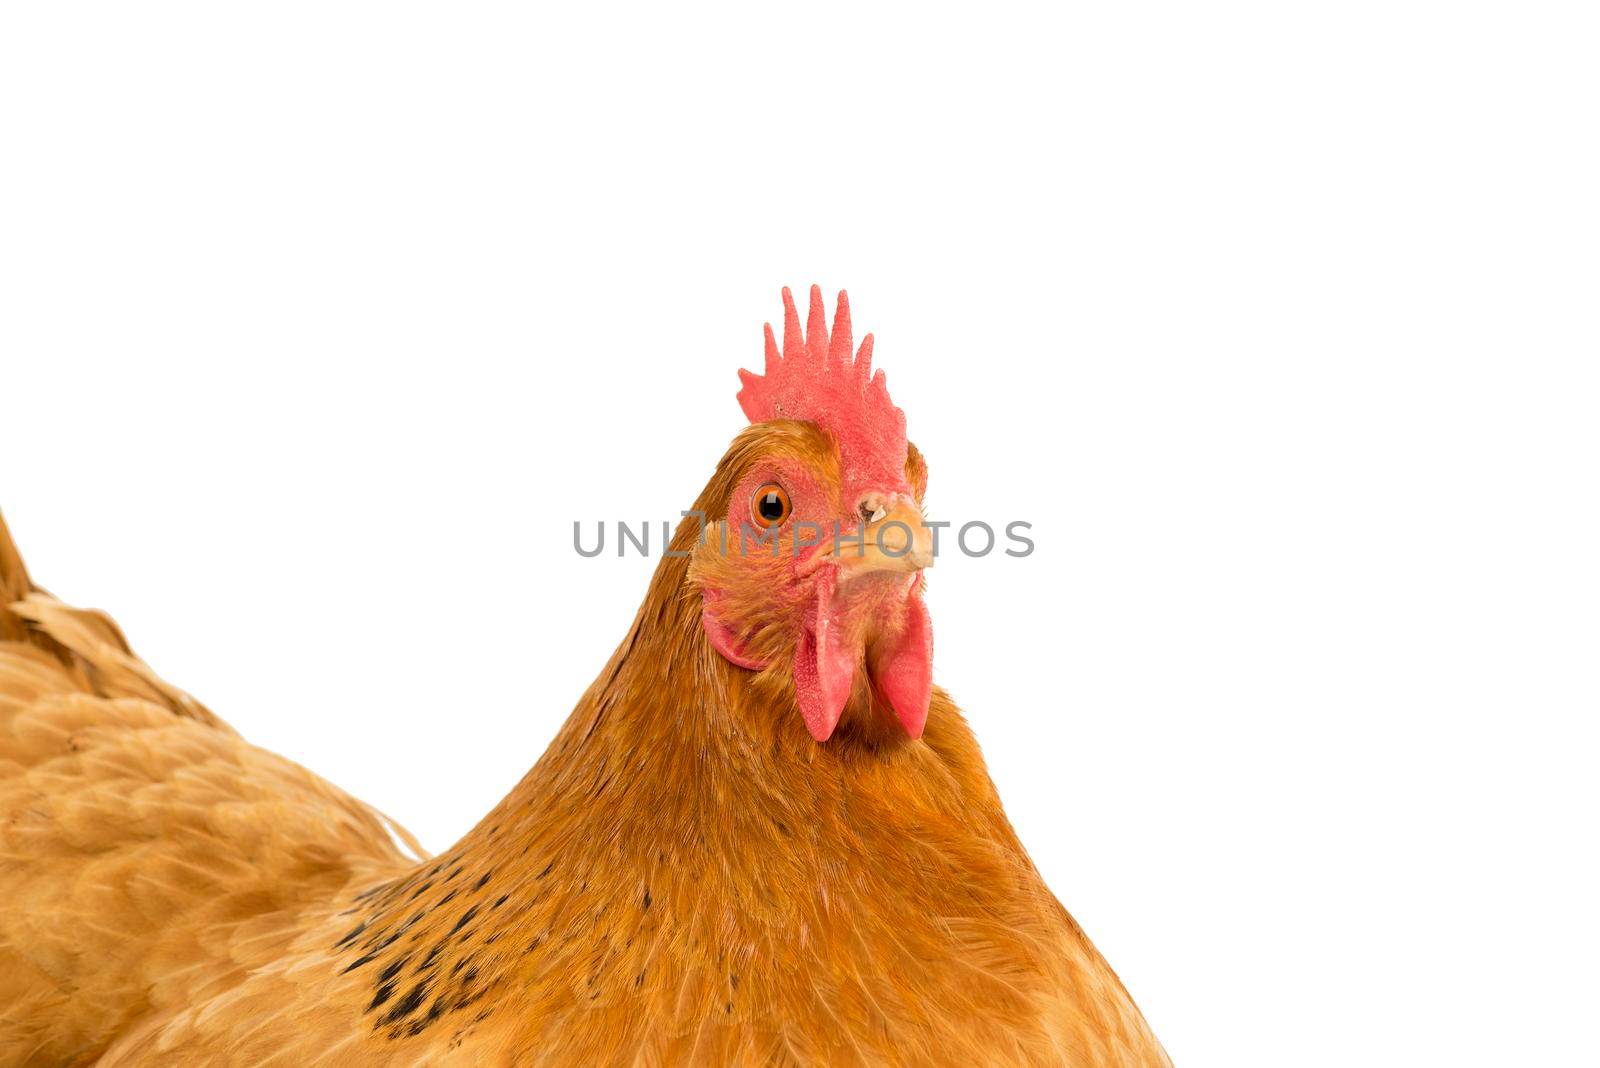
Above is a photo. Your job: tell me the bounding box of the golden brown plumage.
[0,293,1169,1066]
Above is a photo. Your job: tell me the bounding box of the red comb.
[737,286,910,494]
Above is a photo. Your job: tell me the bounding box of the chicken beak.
[792,495,936,743]
[833,497,934,578]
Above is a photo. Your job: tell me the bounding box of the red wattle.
[790,567,855,741]
[868,591,933,739]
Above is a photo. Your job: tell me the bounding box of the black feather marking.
[449,905,480,936]
[379,981,431,1026]
[341,952,378,974]
[334,921,368,949]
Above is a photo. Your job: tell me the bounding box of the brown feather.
[0,426,1168,1067]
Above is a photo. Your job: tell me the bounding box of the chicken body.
[0,506,1165,1067]
[0,291,1168,1066]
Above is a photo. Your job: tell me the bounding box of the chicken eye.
[751,483,792,528]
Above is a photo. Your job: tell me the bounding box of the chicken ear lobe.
[701,596,770,671]
[791,567,855,741]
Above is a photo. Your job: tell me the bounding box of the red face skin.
[692,436,933,743]
[702,286,932,742]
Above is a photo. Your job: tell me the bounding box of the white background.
[3,4,1596,1065]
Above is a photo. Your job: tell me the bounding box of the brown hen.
[0,288,1169,1066]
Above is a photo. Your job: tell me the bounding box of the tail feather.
[0,508,228,730]
[0,510,35,646]
[0,506,424,859]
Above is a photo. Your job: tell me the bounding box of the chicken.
[0,287,1169,1067]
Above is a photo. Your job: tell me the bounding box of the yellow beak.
[832,497,934,577]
